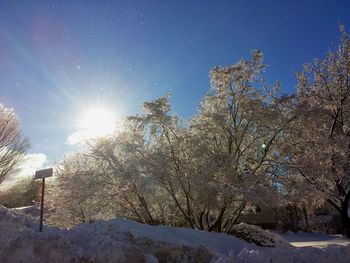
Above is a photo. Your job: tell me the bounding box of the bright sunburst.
[79,108,115,135]
[68,107,117,144]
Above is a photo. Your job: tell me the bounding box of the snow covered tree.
[183,50,292,232]
[0,177,40,208]
[285,26,350,236]
[123,51,293,232]
[0,104,30,184]
[85,127,167,225]
[47,154,105,227]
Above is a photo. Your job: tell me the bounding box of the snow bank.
[73,217,247,255]
[11,204,41,218]
[0,205,37,250]
[0,206,213,262]
[215,244,350,263]
[1,206,350,263]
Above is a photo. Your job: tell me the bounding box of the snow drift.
[1,206,350,263]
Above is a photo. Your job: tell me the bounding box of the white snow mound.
[1,206,350,263]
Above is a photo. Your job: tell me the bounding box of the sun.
[67,107,118,144]
[78,107,117,138]
[80,107,115,132]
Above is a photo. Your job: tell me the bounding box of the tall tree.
[0,104,30,184]
[287,26,350,236]
[184,50,290,232]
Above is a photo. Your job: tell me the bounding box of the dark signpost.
[34,167,53,232]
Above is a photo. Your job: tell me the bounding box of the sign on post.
[34,168,53,232]
[34,168,53,179]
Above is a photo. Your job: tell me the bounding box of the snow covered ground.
[1,206,350,263]
[283,231,350,248]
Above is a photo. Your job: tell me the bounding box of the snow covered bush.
[231,223,290,247]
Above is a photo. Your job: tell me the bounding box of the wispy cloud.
[67,130,92,145]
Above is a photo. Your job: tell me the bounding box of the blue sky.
[0,0,349,164]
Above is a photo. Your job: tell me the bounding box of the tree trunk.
[340,191,350,238]
[302,203,309,232]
